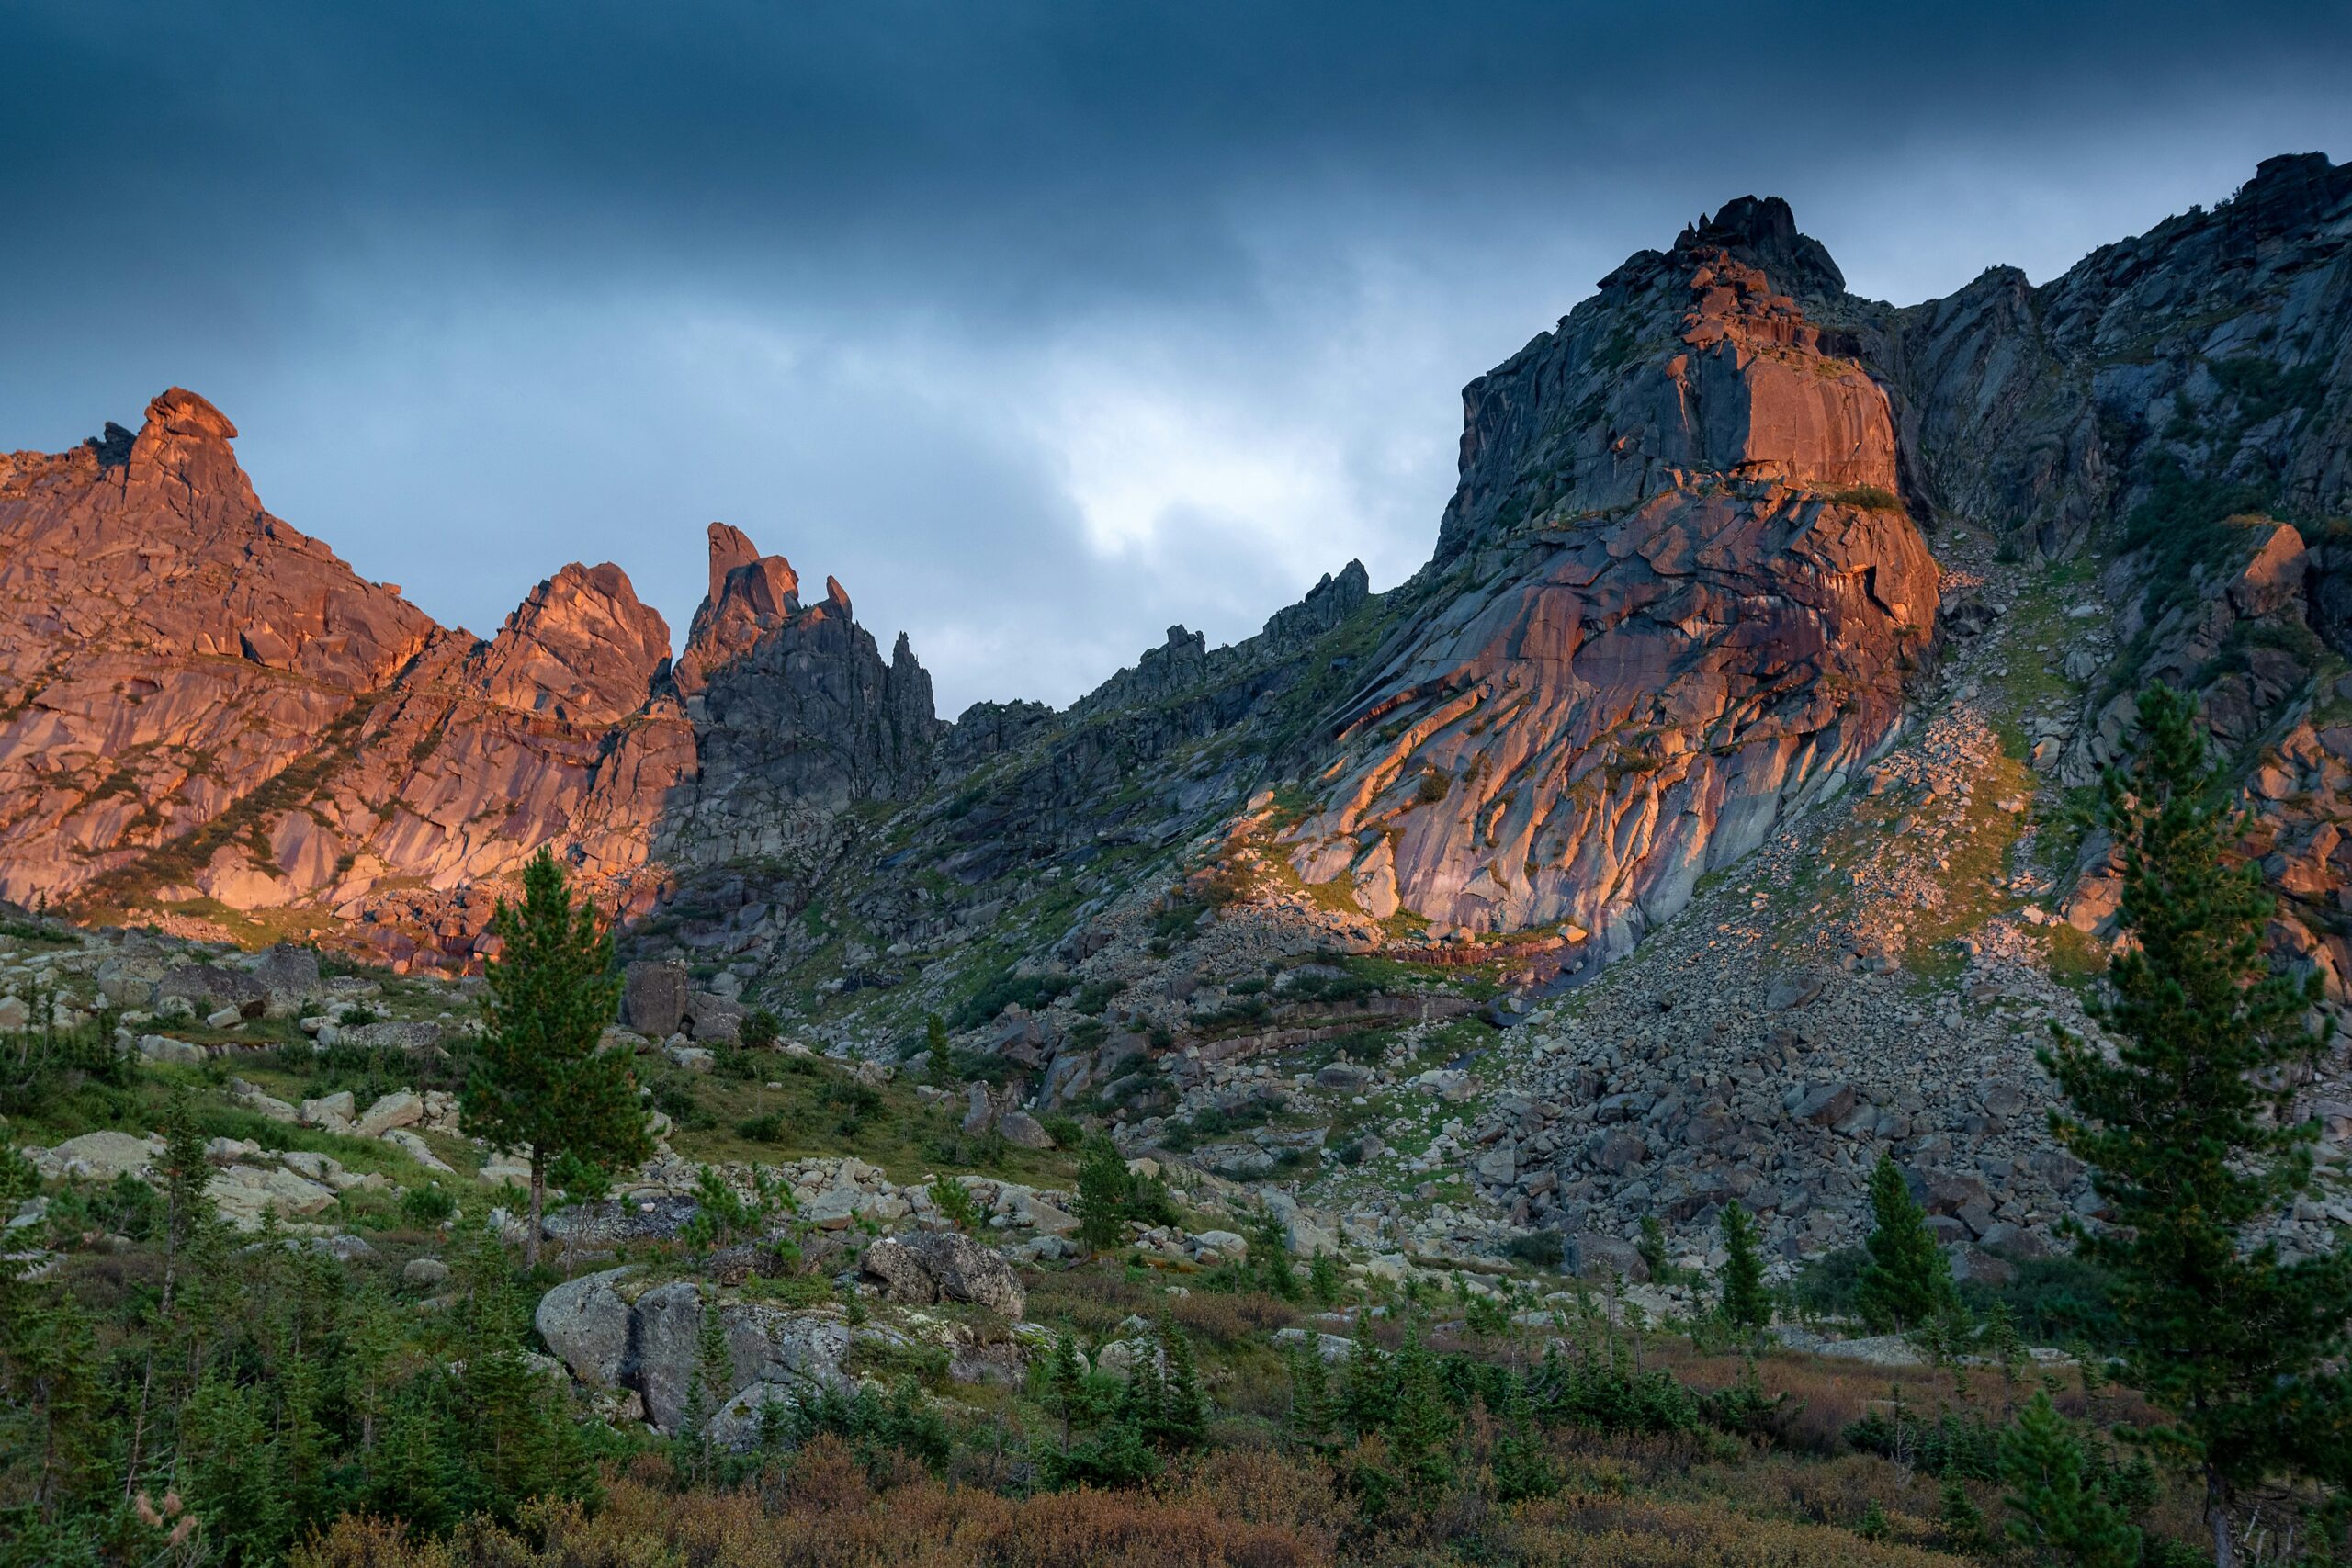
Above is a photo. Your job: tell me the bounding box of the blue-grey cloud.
[2,1,2346,710]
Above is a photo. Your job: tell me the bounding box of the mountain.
[4,153,2349,1020]
[6,152,2352,1290]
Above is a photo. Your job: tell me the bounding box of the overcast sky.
[4,2,2347,714]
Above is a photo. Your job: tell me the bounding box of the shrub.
[398,1183,457,1227]
[1503,1231,1565,1269]
[952,970,1070,1030]
[741,1007,781,1050]
[736,1112,785,1143]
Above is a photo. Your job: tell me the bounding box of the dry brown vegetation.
[287,1427,2023,1568]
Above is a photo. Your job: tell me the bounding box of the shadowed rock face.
[661,526,944,872]
[1290,220,1938,948]
[1870,151,2352,558]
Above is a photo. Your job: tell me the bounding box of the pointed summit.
[1675,195,1845,298]
[475,561,672,726]
[706,522,762,604]
[675,524,806,695]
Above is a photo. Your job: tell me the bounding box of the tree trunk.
[2209,1463,2234,1568]
[526,1158,545,1269]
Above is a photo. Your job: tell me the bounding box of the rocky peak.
[1295,199,1933,948]
[2227,152,2352,241]
[1259,559,1370,653]
[676,523,805,696]
[1436,206,1894,566]
[706,521,764,603]
[1674,194,1847,299]
[472,561,673,726]
[123,386,264,531]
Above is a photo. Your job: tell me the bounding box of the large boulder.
[630,1281,853,1431]
[251,944,323,1015]
[206,1164,339,1228]
[684,990,743,1043]
[860,1231,1025,1318]
[354,1089,424,1138]
[538,1194,701,1249]
[39,1130,164,1181]
[156,964,269,1020]
[339,1020,444,1053]
[535,1266,638,1389]
[624,961,689,1039]
[1566,1230,1651,1284]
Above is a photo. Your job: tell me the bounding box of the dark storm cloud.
[3,2,2347,708]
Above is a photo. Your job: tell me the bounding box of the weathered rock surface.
[1288,211,1938,945]
[532,1266,855,1435]
[859,1231,1026,1317]
[0,389,693,952]
[0,399,947,969]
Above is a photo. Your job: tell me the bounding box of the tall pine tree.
[462,849,651,1267]
[2042,683,2352,1567]
[1384,1323,1457,1510]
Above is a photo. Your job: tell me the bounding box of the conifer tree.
[0,1230,105,1543]
[181,1373,289,1562]
[923,1013,954,1086]
[2041,683,2352,1567]
[1939,1475,1988,1552]
[1488,1371,1558,1504]
[1284,1344,1333,1453]
[124,1087,218,1497]
[1251,1209,1299,1299]
[462,849,650,1267]
[1384,1323,1457,1509]
[1856,1152,1952,1331]
[674,1286,733,1486]
[2000,1392,2140,1568]
[1978,1302,2029,1416]
[277,1353,329,1531]
[1046,1331,1087,1452]
[927,1172,983,1235]
[1155,1325,1207,1450]
[1718,1201,1770,1330]
[1339,1310,1393,1438]
[1308,1247,1342,1306]
[370,1384,453,1533]
[1073,1134,1132,1254]
[1635,1214,1669,1281]
[1120,1337,1165,1437]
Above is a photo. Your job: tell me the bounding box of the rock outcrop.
[1288,213,1938,947]
[1870,152,2352,559]
[0,396,929,966]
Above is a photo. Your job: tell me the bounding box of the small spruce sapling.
[1717,1200,1770,1331]
[1856,1152,1952,1331]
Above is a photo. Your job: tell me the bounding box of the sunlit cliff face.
[1287,230,1936,953]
